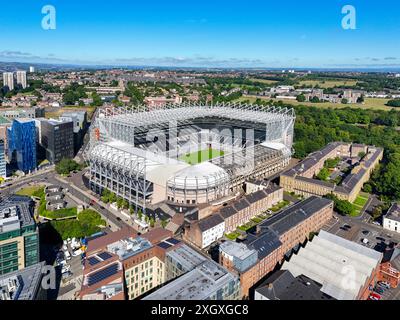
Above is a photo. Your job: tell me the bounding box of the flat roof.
[0,262,44,300]
[142,260,237,300]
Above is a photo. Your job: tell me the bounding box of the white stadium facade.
[85,103,295,213]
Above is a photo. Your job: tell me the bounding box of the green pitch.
[180,149,225,165]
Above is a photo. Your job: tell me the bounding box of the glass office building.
[0,196,39,276]
[0,139,6,178]
[7,119,37,173]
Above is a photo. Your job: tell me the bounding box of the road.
[0,168,130,231]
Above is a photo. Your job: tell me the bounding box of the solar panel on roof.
[98,252,113,261]
[87,263,119,286]
[158,242,172,249]
[88,256,101,266]
[166,238,180,245]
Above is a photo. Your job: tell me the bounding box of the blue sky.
[0,0,399,68]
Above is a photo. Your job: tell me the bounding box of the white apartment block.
[383,203,400,233]
[16,71,27,89]
[3,72,14,91]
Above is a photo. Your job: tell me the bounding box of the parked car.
[372,221,381,226]
[343,224,352,229]
[368,295,378,300]
[376,236,386,242]
[61,271,73,280]
[374,287,384,294]
[378,281,391,289]
[61,265,71,274]
[64,250,71,261]
[362,238,369,244]
[370,292,381,300]
[362,230,370,235]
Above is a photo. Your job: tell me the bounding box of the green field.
[298,79,358,88]
[16,185,45,197]
[238,96,393,111]
[180,149,224,165]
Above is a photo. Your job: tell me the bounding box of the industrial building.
[86,103,295,214]
[219,196,333,297]
[282,230,383,300]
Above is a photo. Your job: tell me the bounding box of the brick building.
[219,196,333,298]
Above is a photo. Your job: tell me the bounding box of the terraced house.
[280,142,383,203]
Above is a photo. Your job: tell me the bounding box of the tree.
[362,183,373,193]
[386,99,400,108]
[137,209,143,221]
[296,94,306,102]
[55,158,81,175]
[316,167,330,181]
[341,98,349,104]
[310,96,320,103]
[160,219,168,229]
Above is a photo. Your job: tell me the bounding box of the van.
[64,250,71,260]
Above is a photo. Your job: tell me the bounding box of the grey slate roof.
[259,196,333,236]
[197,214,224,232]
[256,270,335,300]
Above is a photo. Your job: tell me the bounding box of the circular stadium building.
[85,103,295,213]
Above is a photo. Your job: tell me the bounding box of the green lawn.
[351,194,369,217]
[180,149,224,165]
[16,186,45,197]
[238,96,393,111]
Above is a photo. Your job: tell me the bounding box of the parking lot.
[55,238,84,300]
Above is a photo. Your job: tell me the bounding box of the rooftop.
[0,195,35,234]
[259,196,333,236]
[256,270,335,300]
[106,237,152,261]
[0,262,44,300]
[282,230,383,300]
[142,260,238,300]
[385,203,400,223]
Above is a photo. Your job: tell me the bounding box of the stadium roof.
[282,230,383,300]
[100,103,295,130]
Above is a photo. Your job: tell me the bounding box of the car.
[378,281,391,289]
[362,238,369,244]
[372,221,381,226]
[370,292,381,300]
[343,224,352,229]
[374,287,384,294]
[376,237,386,242]
[116,217,122,221]
[61,265,71,274]
[64,250,71,261]
[61,271,73,280]
[368,295,378,300]
[339,227,348,231]
[362,230,370,235]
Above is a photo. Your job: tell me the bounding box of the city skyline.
[1,0,400,68]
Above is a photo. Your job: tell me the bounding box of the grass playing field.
[238,96,393,111]
[180,149,224,165]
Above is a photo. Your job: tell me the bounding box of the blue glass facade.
[7,120,37,173]
[0,140,6,178]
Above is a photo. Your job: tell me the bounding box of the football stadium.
[86,103,295,213]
